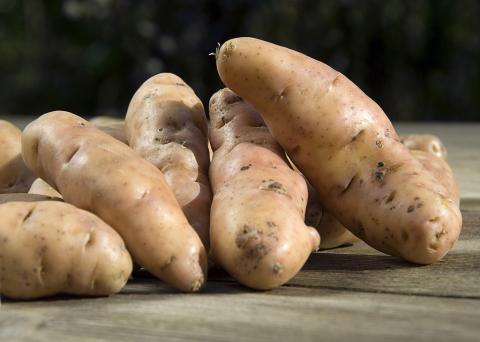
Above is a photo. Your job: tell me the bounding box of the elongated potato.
[90,116,127,144]
[22,111,207,292]
[209,88,320,289]
[400,134,447,160]
[0,120,35,193]
[126,73,212,248]
[0,200,132,299]
[216,38,462,264]
[28,178,62,198]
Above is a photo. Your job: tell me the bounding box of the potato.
[216,37,462,264]
[0,120,35,193]
[22,111,207,292]
[400,134,447,160]
[126,73,212,248]
[411,150,459,203]
[0,199,132,299]
[90,116,127,144]
[209,88,320,289]
[28,178,62,198]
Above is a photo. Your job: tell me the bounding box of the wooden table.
[1,122,479,342]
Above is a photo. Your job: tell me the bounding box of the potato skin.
[216,37,462,264]
[22,111,207,292]
[28,178,62,198]
[0,200,132,299]
[209,88,319,289]
[307,135,453,249]
[0,120,35,193]
[126,73,212,249]
[401,134,447,160]
[90,116,127,144]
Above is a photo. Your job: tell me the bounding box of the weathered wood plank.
[1,282,479,342]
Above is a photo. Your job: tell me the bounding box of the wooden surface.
[1,122,479,341]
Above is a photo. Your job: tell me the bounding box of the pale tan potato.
[0,120,35,193]
[411,150,459,204]
[209,88,320,290]
[22,111,207,292]
[126,73,212,249]
[28,178,62,198]
[0,200,132,299]
[216,37,462,264]
[400,134,447,160]
[90,116,127,144]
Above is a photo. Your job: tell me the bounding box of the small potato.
[28,178,62,198]
[126,73,212,248]
[22,111,207,292]
[400,134,447,160]
[209,88,319,289]
[0,200,132,299]
[90,116,127,144]
[0,120,35,193]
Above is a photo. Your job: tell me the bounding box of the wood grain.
[1,282,479,342]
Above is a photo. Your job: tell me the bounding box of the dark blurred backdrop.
[0,0,479,120]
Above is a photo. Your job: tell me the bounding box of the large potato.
[216,37,462,264]
[22,111,207,292]
[0,200,132,299]
[126,73,212,248]
[209,88,319,289]
[0,120,35,193]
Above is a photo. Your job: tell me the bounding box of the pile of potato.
[0,38,461,299]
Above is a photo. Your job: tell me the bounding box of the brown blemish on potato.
[272,263,284,274]
[240,164,252,171]
[236,224,262,248]
[388,163,403,172]
[22,207,35,224]
[266,221,277,228]
[260,179,288,196]
[385,190,396,203]
[376,139,384,148]
[374,171,385,182]
[407,205,415,213]
[401,230,409,242]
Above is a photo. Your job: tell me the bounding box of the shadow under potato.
[302,252,413,272]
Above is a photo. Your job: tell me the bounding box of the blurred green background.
[0,0,479,120]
